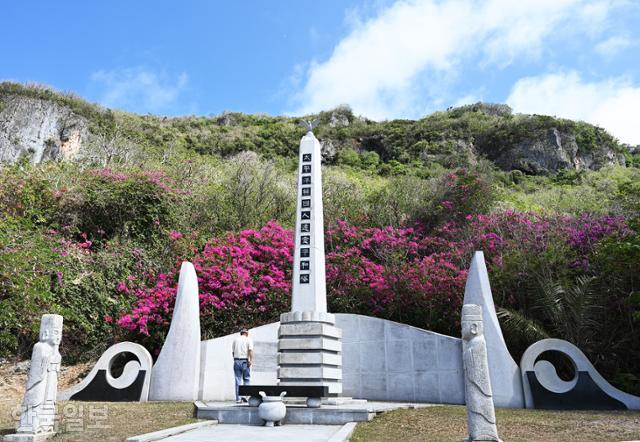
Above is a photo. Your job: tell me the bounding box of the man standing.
[232,327,253,403]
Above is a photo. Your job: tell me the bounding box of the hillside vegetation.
[0,82,632,174]
[0,82,639,395]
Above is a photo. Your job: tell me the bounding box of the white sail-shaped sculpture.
[463,251,524,408]
[149,261,201,400]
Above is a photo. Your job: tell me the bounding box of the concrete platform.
[195,400,435,425]
[155,424,352,442]
[126,421,218,441]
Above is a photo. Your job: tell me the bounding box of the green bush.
[57,170,174,242]
[0,223,167,362]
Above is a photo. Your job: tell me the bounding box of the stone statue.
[461,304,501,442]
[299,118,320,133]
[12,314,63,439]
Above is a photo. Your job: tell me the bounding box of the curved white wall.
[199,314,466,404]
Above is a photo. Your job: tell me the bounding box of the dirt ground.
[0,360,196,441]
[0,359,93,401]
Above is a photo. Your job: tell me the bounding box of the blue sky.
[2,1,640,143]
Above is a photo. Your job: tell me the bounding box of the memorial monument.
[461,304,501,442]
[7,314,63,442]
[277,120,343,398]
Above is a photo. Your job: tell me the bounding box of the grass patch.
[1,401,639,441]
[350,405,640,442]
[0,400,197,441]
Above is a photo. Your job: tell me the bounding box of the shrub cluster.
[113,211,637,393]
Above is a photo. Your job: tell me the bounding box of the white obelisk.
[278,123,342,396]
[291,129,327,312]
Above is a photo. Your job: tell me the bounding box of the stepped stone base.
[195,401,434,425]
[196,402,372,425]
[277,312,343,396]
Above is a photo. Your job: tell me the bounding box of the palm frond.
[497,307,550,345]
[532,276,564,326]
[562,275,601,348]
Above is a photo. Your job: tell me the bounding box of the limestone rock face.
[320,139,337,162]
[0,94,89,163]
[328,111,350,128]
[477,127,624,174]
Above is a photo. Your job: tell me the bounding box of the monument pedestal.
[278,312,343,396]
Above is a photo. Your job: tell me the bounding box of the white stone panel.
[199,314,469,404]
[199,322,280,401]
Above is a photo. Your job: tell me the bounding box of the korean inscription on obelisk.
[291,120,327,312]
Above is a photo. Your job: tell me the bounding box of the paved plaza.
[160,424,350,442]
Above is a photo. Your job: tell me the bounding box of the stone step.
[278,322,342,339]
[278,366,343,380]
[278,337,341,352]
[278,352,341,366]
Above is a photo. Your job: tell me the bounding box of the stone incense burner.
[258,391,287,426]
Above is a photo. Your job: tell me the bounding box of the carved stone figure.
[462,304,501,442]
[11,314,63,440]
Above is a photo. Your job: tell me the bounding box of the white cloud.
[91,67,188,113]
[290,0,614,120]
[594,35,633,56]
[453,94,482,107]
[506,71,640,144]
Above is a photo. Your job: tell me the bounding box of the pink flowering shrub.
[422,169,495,228]
[115,212,631,350]
[326,221,468,333]
[117,220,471,345]
[117,221,294,346]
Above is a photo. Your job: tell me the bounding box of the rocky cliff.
[474,124,625,174]
[0,93,90,163]
[0,83,629,174]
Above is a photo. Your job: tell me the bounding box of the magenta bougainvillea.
[115,211,629,346]
[117,220,294,338]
